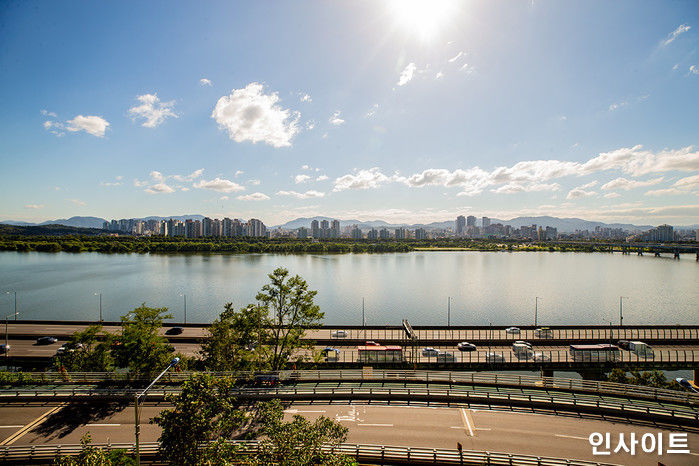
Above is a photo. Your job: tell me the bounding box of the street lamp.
[179,293,187,324]
[447,296,451,327]
[134,357,180,465]
[4,312,19,358]
[619,296,629,326]
[535,297,541,327]
[94,293,102,322]
[5,292,17,320]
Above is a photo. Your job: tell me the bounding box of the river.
[0,251,696,326]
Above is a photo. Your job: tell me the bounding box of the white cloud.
[234,170,244,177]
[448,51,464,63]
[145,183,175,194]
[435,71,444,80]
[491,182,561,194]
[129,94,178,128]
[150,171,165,182]
[366,104,379,118]
[193,177,245,193]
[172,168,204,182]
[248,179,261,185]
[566,181,598,200]
[305,120,315,130]
[316,175,329,181]
[66,115,110,137]
[580,145,699,176]
[69,199,86,206]
[294,174,311,184]
[608,101,627,112]
[41,109,57,118]
[299,93,312,102]
[661,24,691,47]
[200,78,212,86]
[276,190,325,199]
[100,181,122,187]
[600,177,664,191]
[645,174,699,196]
[237,192,270,201]
[329,111,345,126]
[212,82,300,148]
[301,165,311,170]
[397,62,417,86]
[133,179,148,187]
[219,196,229,201]
[690,65,699,75]
[604,192,621,199]
[25,204,44,209]
[333,168,394,192]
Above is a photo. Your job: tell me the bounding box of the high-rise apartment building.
[482,217,491,228]
[311,220,319,239]
[379,228,389,239]
[350,226,363,239]
[456,215,466,236]
[466,216,476,227]
[367,228,378,240]
[246,218,267,237]
[415,228,427,240]
[331,220,341,238]
[395,228,406,240]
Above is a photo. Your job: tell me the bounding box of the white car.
[505,327,521,335]
[422,347,439,357]
[331,330,347,338]
[486,352,506,363]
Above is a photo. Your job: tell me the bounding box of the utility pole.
[5,292,17,320]
[535,297,540,327]
[94,293,102,322]
[619,296,628,327]
[447,296,451,327]
[183,294,187,325]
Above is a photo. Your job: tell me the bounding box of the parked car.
[457,342,477,352]
[617,339,631,350]
[532,352,551,362]
[422,347,439,356]
[436,352,456,362]
[365,341,380,346]
[331,330,347,338]
[534,327,554,338]
[505,327,521,335]
[36,336,58,345]
[0,344,9,354]
[165,327,184,335]
[486,352,505,363]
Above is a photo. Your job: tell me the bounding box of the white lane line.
[0,426,23,429]
[460,408,474,437]
[475,428,492,431]
[555,434,588,440]
[88,424,121,427]
[358,423,393,427]
[284,410,327,413]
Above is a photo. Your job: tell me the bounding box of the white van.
[629,341,654,358]
[331,330,347,338]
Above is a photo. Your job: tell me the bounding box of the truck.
[629,341,654,358]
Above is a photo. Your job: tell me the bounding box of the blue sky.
[1,0,698,226]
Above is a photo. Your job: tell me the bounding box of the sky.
[1,0,698,226]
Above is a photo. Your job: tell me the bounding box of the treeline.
[0,235,608,254]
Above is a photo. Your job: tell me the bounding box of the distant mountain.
[40,216,107,229]
[0,224,105,236]
[273,216,397,230]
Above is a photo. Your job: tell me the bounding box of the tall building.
[202,217,213,237]
[415,228,427,240]
[395,227,406,240]
[466,216,476,227]
[297,227,309,239]
[545,226,558,241]
[657,224,674,242]
[246,218,267,237]
[379,228,389,239]
[311,220,320,239]
[331,219,341,238]
[366,228,378,240]
[350,226,363,239]
[482,217,491,228]
[456,216,466,236]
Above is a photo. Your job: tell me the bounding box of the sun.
[389,0,456,40]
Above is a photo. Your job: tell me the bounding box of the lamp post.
[134,357,180,465]
[94,293,102,322]
[5,292,17,320]
[4,312,19,358]
[361,297,365,340]
[447,296,451,327]
[619,296,628,327]
[535,297,541,327]
[179,293,187,325]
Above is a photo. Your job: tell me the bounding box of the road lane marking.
[0,403,65,446]
[358,423,393,427]
[284,409,327,414]
[88,424,121,427]
[555,434,588,440]
[460,408,474,437]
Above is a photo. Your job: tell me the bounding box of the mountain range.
[2,215,696,234]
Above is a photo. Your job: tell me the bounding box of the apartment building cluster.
[455,215,558,240]
[102,217,268,238]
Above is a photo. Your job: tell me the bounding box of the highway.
[0,403,695,465]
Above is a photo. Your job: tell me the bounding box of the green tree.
[54,433,134,466]
[52,325,113,372]
[256,267,324,370]
[152,374,250,465]
[200,303,268,371]
[607,368,629,384]
[112,304,174,374]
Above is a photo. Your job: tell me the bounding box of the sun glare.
[389,0,456,40]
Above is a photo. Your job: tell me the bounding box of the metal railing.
[0,441,617,465]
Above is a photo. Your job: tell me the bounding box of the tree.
[256,267,324,370]
[53,433,134,466]
[52,325,113,372]
[112,304,174,374]
[200,303,268,371]
[153,374,250,465]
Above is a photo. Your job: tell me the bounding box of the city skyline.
[1,1,698,225]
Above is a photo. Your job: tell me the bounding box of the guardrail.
[5,369,697,406]
[0,441,616,465]
[0,385,695,427]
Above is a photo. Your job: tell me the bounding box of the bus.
[569,344,620,362]
[357,345,403,363]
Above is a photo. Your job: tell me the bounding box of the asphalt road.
[0,403,696,465]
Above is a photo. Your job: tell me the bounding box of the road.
[0,403,695,465]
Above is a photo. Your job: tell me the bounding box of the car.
[512,341,533,353]
[436,352,456,362]
[486,352,506,363]
[534,327,554,338]
[323,347,340,361]
[323,346,340,354]
[331,330,347,338]
[505,327,521,335]
[0,344,10,354]
[532,352,551,362]
[457,342,477,352]
[36,336,58,345]
[365,341,380,346]
[515,349,533,360]
[617,339,631,350]
[165,327,184,335]
[422,347,439,356]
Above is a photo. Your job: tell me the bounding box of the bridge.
[535,240,699,259]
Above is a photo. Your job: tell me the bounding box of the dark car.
[36,336,58,345]
[457,342,477,352]
[165,327,184,335]
[617,340,631,350]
